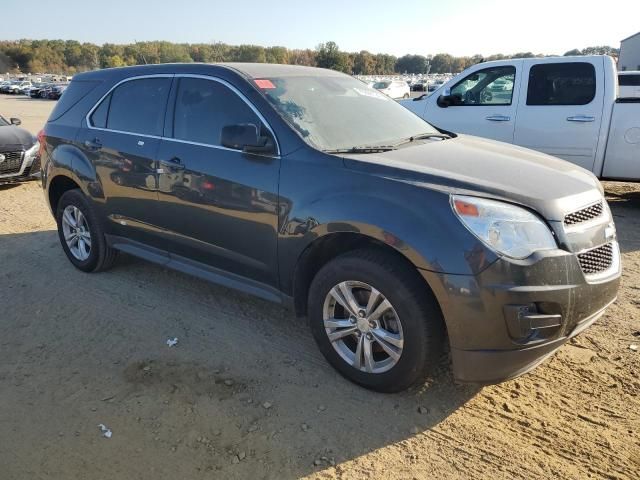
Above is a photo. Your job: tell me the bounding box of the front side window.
[172,77,261,147]
[449,66,516,106]
[256,75,439,151]
[526,62,596,106]
[104,78,172,136]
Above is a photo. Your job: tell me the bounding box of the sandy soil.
[0,95,638,479]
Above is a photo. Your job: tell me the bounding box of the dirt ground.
[0,95,638,480]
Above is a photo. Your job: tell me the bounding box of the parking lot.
[0,94,639,479]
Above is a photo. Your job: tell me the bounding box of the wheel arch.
[291,231,440,319]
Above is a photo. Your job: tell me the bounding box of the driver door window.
[450,66,516,106]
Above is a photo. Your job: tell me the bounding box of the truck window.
[619,74,640,86]
[449,66,515,106]
[526,63,596,106]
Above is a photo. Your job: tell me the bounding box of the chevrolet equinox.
[41,63,621,392]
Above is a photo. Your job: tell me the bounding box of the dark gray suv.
[40,63,621,392]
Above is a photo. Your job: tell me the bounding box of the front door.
[513,58,604,170]
[155,76,280,287]
[78,76,173,247]
[425,63,520,143]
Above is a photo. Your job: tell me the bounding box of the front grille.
[577,243,614,275]
[564,201,604,226]
[0,151,24,175]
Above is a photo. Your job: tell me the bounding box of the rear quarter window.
[48,80,102,122]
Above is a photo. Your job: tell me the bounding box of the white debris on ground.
[166,337,178,347]
[98,424,112,438]
[630,344,638,352]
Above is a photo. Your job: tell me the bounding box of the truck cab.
[401,55,640,181]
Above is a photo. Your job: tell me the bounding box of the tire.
[308,249,444,392]
[403,93,410,99]
[55,189,117,272]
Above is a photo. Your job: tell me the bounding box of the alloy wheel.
[322,281,404,373]
[61,205,92,261]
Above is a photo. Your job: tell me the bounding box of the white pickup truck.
[401,55,640,181]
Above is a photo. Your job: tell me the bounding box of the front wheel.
[308,249,444,392]
[403,93,410,99]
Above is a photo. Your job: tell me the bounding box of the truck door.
[424,62,520,143]
[513,58,604,171]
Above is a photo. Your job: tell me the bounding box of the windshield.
[256,75,439,151]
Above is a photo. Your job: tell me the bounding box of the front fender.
[278,157,498,293]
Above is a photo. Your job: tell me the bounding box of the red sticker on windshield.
[255,79,276,89]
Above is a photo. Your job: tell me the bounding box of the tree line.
[0,39,619,76]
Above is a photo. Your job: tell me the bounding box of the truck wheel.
[55,189,117,273]
[308,249,444,392]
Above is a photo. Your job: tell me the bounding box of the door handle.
[159,157,185,171]
[485,115,511,122]
[83,138,102,151]
[566,115,595,122]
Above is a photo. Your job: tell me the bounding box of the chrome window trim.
[84,73,280,157]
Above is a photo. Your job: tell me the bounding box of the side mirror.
[10,117,21,126]
[437,95,452,108]
[221,123,275,155]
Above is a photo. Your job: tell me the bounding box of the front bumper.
[421,243,621,384]
[0,157,41,183]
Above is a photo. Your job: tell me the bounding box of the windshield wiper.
[391,133,451,148]
[323,145,397,154]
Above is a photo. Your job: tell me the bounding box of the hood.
[343,134,602,221]
[0,125,36,151]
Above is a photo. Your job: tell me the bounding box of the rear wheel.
[56,189,117,272]
[308,249,444,392]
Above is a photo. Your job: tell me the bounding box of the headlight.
[451,195,557,259]
[24,141,39,162]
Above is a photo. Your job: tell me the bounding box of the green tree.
[315,41,349,73]
[395,54,429,73]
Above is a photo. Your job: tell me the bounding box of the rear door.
[425,63,519,143]
[154,75,281,288]
[77,76,172,247]
[513,58,604,170]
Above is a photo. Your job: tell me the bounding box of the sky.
[3,0,639,57]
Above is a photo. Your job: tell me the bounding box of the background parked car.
[48,84,68,100]
[0,114,39,183]
[373,80,411,99]
[619,71,640,98]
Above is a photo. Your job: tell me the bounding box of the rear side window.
[90,93,110,128]
[48,80,101,122]
[526,63,596,106]
[172,77,260,146]
[619,74,640,86]
[104,78,171,136]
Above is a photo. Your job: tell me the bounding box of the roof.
[73,62,344,82]
[621,31,640,42]
[221,63,345,78]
